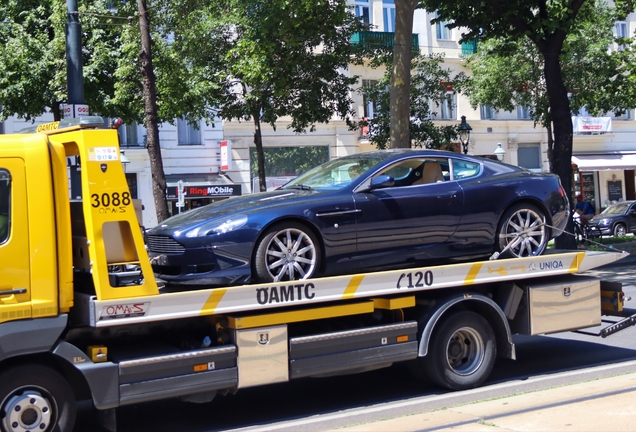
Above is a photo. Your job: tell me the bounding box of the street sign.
[177,180,185,213]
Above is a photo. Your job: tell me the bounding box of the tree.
[463,1,633,171]
[166,0,366,191]
[0,0,125,121]
[351,53,466,149]
[422,0,636,249]
[389,0,421,148]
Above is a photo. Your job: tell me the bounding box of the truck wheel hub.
[3,391,52,432]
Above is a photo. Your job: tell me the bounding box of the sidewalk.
[337,371,636,431]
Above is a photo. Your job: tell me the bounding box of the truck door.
[0,160,31,323]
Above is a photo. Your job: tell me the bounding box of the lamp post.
[494,143,506,161]
[458,115,472,154]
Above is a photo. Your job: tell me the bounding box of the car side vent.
[146,235,186,254]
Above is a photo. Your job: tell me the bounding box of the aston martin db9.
[146,149,569,286]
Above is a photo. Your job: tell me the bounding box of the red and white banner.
[572,116,612,133]
[220,140,231,171]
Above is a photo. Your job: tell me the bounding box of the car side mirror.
[370,175,395,190]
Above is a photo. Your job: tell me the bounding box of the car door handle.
[316,209,361,217]
[0,288,27,296]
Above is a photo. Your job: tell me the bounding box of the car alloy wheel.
[255,222,320,283]
[497,203,548,258]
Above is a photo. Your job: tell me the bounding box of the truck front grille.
[146,235,185,254]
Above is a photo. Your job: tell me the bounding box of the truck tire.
[254,222,320,283]
[423,311,496,391]
[0,365,75,432]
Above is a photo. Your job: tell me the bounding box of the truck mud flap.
[118,345,237,405]
[289,321,418,379]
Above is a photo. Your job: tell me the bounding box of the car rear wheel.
[497,203,548,258]
[613,223,627,237]
[254,222,320,283]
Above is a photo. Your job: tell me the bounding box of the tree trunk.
[543,44,576,249]
[252,104,267,192]
[389,0,418,149]
[138,0,169,223]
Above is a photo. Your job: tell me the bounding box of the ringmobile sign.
[166,183,241,199]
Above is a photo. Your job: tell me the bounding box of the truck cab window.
[0,170,10,244]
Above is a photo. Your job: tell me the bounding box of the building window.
[480,105,495,120]
[616,21,628,50]
[518,143,542,171]
[517,105,531,120]
[435,11,451,40]
[441,93,456,120]
[177,119,202,145]
[120,121,146,147]
[355,0,370,28]
[383,1,395,32]
[362,79,378,119]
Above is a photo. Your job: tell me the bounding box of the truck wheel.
[497,203,548,258]
[0,365,75,432]
[423,311,496,391]
[255,222,320,283]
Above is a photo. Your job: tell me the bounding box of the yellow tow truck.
[0,117,632,432]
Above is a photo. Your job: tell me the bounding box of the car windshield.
[283,155,387,191]
[600,202,630,215]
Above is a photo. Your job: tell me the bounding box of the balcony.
[351,31,419,52]
[461,39,478,56]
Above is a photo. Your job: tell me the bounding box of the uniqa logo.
[539,260,564,270]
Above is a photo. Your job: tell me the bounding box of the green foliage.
[463,0,634,127]
[351,54,466,149]
[200,0,367,133]
[0,0,136,122]
[249,146,329,178]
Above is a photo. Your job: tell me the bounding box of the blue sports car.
[146,149,569,287]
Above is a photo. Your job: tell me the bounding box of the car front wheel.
[497,203,548,258]
[613,223,627,237]
[254,222,320,283]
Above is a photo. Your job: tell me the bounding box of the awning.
[571,153,636,171]
[165,174,241,199]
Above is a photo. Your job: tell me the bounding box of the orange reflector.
[194,364,208,372]
[397,335,409,343]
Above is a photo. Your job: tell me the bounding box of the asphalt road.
[73,254,636,432]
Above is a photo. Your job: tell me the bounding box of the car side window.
[375,158,448,187]
[0,170,10,244]
[451,160,481,180]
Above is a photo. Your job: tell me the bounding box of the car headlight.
[185,215,248,237]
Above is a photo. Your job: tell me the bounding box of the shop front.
[571,153,636,212]
[165,174,241,216]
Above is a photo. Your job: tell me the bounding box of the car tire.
[497,203,548,258]
[420,311,496,391]
[0,364,75,432]
[613,223,627,237]
[254,222,320,283]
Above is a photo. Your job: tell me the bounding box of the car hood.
[148,189,323,235]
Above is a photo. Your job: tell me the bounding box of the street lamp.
[494,143,506,161]
[458,115,472,154]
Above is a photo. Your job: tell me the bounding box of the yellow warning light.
[87,345,108,363]
[396,335,409,343]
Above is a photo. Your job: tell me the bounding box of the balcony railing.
[351,31,419,52]
[461,39,478,56]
